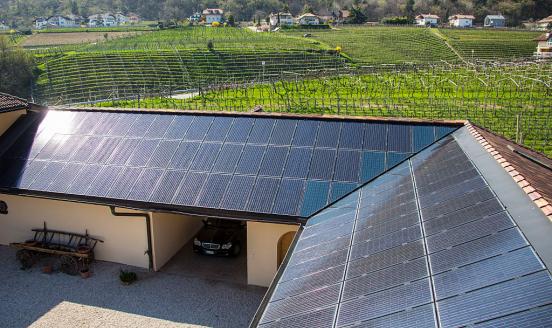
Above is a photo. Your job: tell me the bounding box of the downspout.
[109,206,154,271]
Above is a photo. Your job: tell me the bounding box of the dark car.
[193,218,244,256]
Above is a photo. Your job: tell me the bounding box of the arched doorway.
[277,231,296,268]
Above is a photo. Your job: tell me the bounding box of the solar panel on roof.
[107,114,136,136]
[164,116,193,139]
[126,139,160,167]
[338,122,364,149]
[106,166,142,199]
[149,170,186,204]
[126,114,154,138]
[144,115,174,139]
[106,138,140,165]
[225,117,254,143]
[412,125,435,152]
[189,143,222,172]
[247,177,280,213]
[283,147,312,179]
[301,180,330,217]
[259,146,289,177]
[220,175,255,211]
[28,161,65,191]
[329,182,357,202]
[66,164,101,195]
[173,171,208,205]
[363,123,387,151]
[212,143,243,173]
[308,149,336,180]
[249,118,275,144]
[204,117,233,142]
[272,179,305,216]
[270,120,297,146]
[185,116,213,141]
[87,165,123,197]
[360,151,385,182]
[315,121,340,148]
[148,140,180,168]
[333,150,360,182]
[235,144,265,175]
[292,120,318,147]
[93,113,120,135]
[128,168,163,201]
[48,162,82,193]
[168,141,200,170]
[196,173,232,208]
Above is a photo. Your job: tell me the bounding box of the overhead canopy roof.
[253,128,552,327]
[0,109,459,222]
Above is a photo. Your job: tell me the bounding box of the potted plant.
[80,266,91,279]
[42,264,53,274]
[119,269,137,285]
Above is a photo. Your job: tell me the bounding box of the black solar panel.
[0,110,457,221]
[254,134,552,328]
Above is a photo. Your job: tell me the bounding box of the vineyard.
[95,62,552,156]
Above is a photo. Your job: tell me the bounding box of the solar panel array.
[256,135,552,328]
[0,110,457,219]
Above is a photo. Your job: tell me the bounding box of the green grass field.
[96,62,552,156]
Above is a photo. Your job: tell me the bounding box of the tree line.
[1,0,551,28]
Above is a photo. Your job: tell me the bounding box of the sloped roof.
[203,9,224,15]
[252,126,552,327]
[0,93,28,113]
[449,14,475,20]
[0,109,459,223]
[535,32,552,41]
[537,15,552,24]
[486,15,505,20]
[468,124,552,220]
[416,14,440,19]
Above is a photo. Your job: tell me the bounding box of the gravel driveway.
[0,246,266,328]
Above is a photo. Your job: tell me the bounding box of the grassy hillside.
[284,26,460,64]
[439,29,542,60]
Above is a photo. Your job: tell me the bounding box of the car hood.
[196,227,236,243]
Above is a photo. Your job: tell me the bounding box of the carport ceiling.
[0,109,460,222]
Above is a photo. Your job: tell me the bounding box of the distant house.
[115,13,129,25]
[536,15,552,30]
[203,9,224,24]
[0,22,9,30]
[297,13,321,25]
[484,15,506,27]
[189,12,202,23]
[336,10,351,24]
[269,12,294,27]
[34,17,47,29]
[102,13,117,27]
[416,14,439,27]
[67,14,84,26]
[449,14,475,28]
[534,32,552,58]
[128,13,140,24]
[46,15,79,28]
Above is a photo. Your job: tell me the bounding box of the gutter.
[109,206,154,271]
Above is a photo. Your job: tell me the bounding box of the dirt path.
[430,29,467,64]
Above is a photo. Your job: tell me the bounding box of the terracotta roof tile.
[0,93,28,113]
[467,123,552,218]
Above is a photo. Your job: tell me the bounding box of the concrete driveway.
[0,245,266,328]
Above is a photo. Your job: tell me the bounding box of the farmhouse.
[33,17,47,29]
[88,13,117,27]
[537,15,552,30]
[449,14,475,28]
[45,15,79,28]
[1,92,552,326]
[269,12,294,27]
[535,32,552,58]
[484,14,506,27]
[115,12,129,25]
[297,13,321,25]
[203,8,224,24]
[416,14,439,27]
[128,13,140,24]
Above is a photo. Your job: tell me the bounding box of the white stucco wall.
[150,212,204,271]
[0,109,25,136]
[0,194,150,268]
[247,221,299,287]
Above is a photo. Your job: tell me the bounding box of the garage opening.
[151,212,248,285]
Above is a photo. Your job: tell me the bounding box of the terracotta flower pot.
[80,269,91,279]
[42,265,53,274]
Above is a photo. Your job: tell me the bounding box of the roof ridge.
[465,122,552,222]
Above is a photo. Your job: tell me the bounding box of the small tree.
[227,14,235,26]
[349,7,367,24]
[207,40,214,51]
[303,4,314,14]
